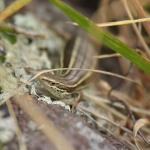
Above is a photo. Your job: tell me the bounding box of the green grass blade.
[49,0,150,75]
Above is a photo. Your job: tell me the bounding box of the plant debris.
[0,0,150,150]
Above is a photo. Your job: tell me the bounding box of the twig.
[13,94,75,150]
[129,0,150,36]
[6,100,27,150]
[121,0,150,58]
[0,0,32,21]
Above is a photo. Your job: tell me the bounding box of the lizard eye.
[50,82,55,86]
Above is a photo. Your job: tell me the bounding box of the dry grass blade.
[78,105,136,140]
[83,92,126,120]
[49,0,150,75]
[121,0,150,58]
[94,53,121,59]
[6,100,27,150]
[68,17,150,27]
[0,22,46,38]
[29,68,140,85]
[111,91,150,116]
[97,17,150,27]
[133,118,150,150]
[84,91,150,117]
[0,0,32,21]
[130,0,150,36]
[133,118,149,136]
[14,94,75,150]
[78,106,137,149]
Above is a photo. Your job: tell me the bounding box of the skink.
[38,29,97,99]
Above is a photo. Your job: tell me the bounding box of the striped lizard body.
[38,29,97,99]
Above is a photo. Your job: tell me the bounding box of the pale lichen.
[0,13,64,104]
